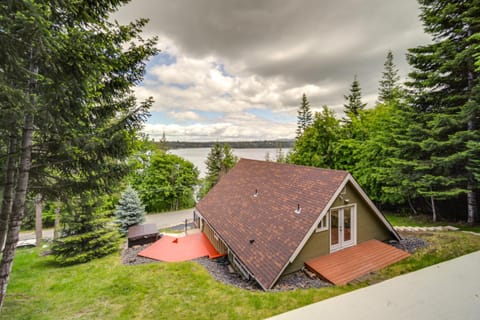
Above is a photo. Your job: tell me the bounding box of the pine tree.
[296,93,313,137]
[344,75,367,121]
[378,50,402,104]
[114,186,146,235]
[202,142,238,196]
[405,0,480,223]
[51,194,119,265]
[158,131,168,151]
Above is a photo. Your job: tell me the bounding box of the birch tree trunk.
[54,204,60,240]
[430,195,437,223]
[0,112,34,309]
[35,194,42,247]
[466,49,477,224]
[0,136,17,251]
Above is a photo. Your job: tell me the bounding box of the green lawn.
[4,231,480,319]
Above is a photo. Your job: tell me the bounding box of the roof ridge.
[237,158,349,174]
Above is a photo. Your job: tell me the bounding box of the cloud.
[168,110,203,122]
[114,0,431,141]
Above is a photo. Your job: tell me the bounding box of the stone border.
[394,226,458,232]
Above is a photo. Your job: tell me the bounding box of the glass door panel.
[330,206,355,252]
[330,209,339,246]
[343,207,352,242]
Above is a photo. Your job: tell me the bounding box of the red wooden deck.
[138,232,225,262]
[305,240,410,285]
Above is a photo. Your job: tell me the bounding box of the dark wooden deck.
[305,240,410,285]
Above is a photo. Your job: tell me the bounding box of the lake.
[169,148,290,178]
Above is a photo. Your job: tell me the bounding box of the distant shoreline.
[159,139,294,150]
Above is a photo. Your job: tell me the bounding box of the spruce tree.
[378,50,402,104]
[344,75,367,121]
[114,186,146,235]
[158,131,169,151]
[202,142,238,196]
[296,93,313,137]
[52,194,119,265]
[405,0,480,223]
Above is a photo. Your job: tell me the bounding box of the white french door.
[330,205,356,252]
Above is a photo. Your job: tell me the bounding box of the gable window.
[315,214,328,232]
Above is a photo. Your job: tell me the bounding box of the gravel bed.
[388,236,428,254]
[193,257,262,290]
[194,256,331,291]
[121,243,159,265]
[273,270,332,291]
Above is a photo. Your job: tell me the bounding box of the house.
[194,159,401,290]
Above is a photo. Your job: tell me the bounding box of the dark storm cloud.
[115,0,429,108]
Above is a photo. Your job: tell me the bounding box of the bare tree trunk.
[54,204,60,240]
[407,195,417,215]
[0,112,34,309]
[0,136,17,251]
[466,45,477,224]
[466,117,477,224]
[35,194,42,246]
[467,180,476,224]
[430,195,437,222]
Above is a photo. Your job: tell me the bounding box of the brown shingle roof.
[196,159,348,289]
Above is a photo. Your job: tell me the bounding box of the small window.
[316,215,328,232]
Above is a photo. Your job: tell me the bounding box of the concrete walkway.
[268,250,480,320]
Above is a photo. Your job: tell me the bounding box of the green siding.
[284,230,329,274]
[332,183,392,243]
[282,181,394,276]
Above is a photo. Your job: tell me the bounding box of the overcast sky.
[113,0,431,142]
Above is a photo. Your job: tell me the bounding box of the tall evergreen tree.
[51,194,119,265]
[158,131,169,151]
[296,93,313,137]
[344,75,367,121]
[378,50,402,104]
[0,0,157,306]
[202,142,238,196]
[114,186,146,235]
[405,0,480,223]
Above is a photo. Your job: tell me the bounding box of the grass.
[4,231,480,319]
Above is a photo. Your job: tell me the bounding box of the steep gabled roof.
[196,159,349,289]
